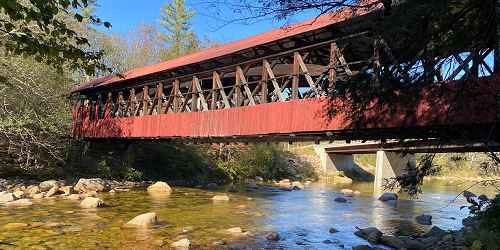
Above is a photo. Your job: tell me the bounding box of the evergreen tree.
[159,0,199,60]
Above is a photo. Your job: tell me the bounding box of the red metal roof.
[73,4,377,93]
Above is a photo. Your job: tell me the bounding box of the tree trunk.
[495,0,500,74]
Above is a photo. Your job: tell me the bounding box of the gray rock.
[205,183,218,190]
[291,181,304,190]
[380,235,405,249]
[334,197,347,203]
[123,212,159,228]
[378,192,398,202]
[329,227,339,233]
[39,180,58,192]
[80,197,105,208]
[265,231,280,241]
[399,236,426,250]
[212,240,225,246]
[354,227,383,243]
[352,245,382,250]
[74,178,110,193]
[171,238,190,250]
[416,214,432,225]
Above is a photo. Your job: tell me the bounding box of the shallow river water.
[0,180,495,249]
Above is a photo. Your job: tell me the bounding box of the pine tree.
[159,0,199,60]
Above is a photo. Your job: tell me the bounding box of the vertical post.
[292,52,300,99]
[157,82,164,114]
[328,43,337,95]
[211,72,218,110]
[95,94,102,120]
[471,49,479,78]
[191,77,198,112]
[234,67,242,106]
[104,92,112,119]
[372,40,381,85]
[173,79,180,112]
[261,61,268,104]
[142,86,149,116]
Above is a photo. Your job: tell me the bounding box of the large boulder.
[378,192,398,202]
[25,185,40,197]
[334,197,348,203]
[45,186,61,197]
[380,235,406,249]
[59,186,73,196]
[80,197,105,208]
[147,181,172,194]
[12,190,24,199]
[39,180,58,192]
[354,227,383,243]
[171,238,190,250]
[74,178,110,193]
[123,212,159,228]
[0,192,15,203]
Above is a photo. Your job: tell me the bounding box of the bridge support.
[314,146,355,175]
[374,151,416,191]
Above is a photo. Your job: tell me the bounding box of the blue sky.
[94,0,316,44]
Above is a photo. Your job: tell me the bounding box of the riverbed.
[0,179,495,249]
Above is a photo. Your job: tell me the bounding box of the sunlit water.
[0,180,495,249]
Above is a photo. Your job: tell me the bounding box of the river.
[0,179,495,249]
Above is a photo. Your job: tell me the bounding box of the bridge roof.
[73,4,377,93]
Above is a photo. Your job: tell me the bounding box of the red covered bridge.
[71,3,499,144]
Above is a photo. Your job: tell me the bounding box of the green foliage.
[463,192,500,249]
[213,144,317,182]
[158,0,199,60]
[0,0,111,75]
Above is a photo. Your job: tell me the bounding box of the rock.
[45,186,60,197]
[246,180,258,189]
[13,190,24,199]
[416,214,432,225]
[123,212,159,228]
[291,181,304,190]
[32,193,44,199]
[212,240,226,246]
[333,176,353,184]
[39,180,58,192]
[205,183,218,190]
[354,227,383,243]
[255,176,264,182]
[84,191,98,197]
[226,227,243,234]
[66,194,82,200]
[3,223,29,230]
[80,197,105,208]
[329,227,339,233]
[334,197,347,203]
[380,235,405,249]
[378,192,398,202]
[352,245,374,250]
[0,192,15,203]
[424,226,447,239]
[7,198,33,206]
[171,239,190,250]
[147,181,172,194]
[353,190,361,196]
[212,195,230,201]
[74,178,110,193]
[399,236,426,250]
[341,189,354,196]
[265,231,280,241]
[60,186,73,195]
[25,185,40,197]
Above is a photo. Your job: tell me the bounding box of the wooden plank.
[328,42,337,94]
[234,68,242,107]
[236,66,256,106]
[163,87,175,113]
[141,86,149,116]
[211,73,217,110]
[193,76,209,111]
[213,71,230,109]
[156,82,164,115]
[173,79,180,112]
[263,60,285,101]
[295,53,320,95]
[191,78,198,112]
[292,52,300,99]
[260,61,268,104]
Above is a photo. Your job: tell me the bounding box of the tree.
[158,0,199,60]
[0,0,111,75]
